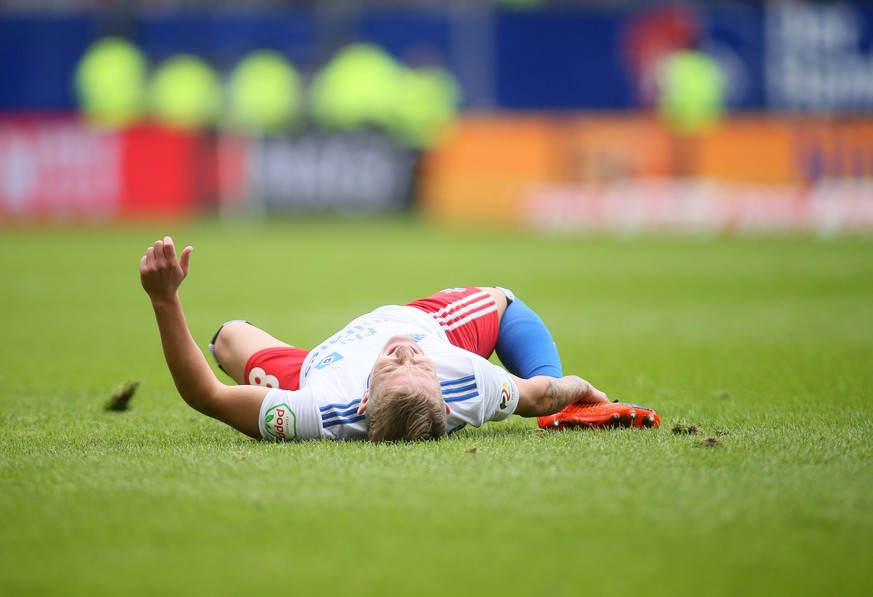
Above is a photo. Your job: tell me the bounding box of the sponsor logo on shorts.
[263,403,297,440]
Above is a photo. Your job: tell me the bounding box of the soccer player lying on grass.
[140,236,659,442]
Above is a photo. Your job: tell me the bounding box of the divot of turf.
[672,424,700,435]
[104,380,140,411]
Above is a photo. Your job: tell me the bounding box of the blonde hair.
[367,381,446,443]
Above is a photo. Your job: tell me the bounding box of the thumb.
[179,246,193,277]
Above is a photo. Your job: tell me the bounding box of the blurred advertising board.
[0,117,121,220]
[419,114,873,234]
[0,117,416,222]
[520,181,873,235]
[235,130,417,214]
[765,1,873,113]
[0,117,214,221]
[4,113,872,234]
[417,115,563,223]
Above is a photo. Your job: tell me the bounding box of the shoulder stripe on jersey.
[441,375,480,403]
[441,375,475,387]
[320,399,365,428]
[444,390,479,403]
[321,397,365,428]
[443,381,476,395]
[320,399,361,413]
[321,405,361,420]
[322,414,366,428]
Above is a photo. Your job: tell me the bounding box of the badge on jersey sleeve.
[263,403,298,441]
[496,379,519,417]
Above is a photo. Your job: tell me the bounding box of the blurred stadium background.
[1,0,872,234]
[3,7,872,594]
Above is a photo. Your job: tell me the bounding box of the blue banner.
[2,3,873,113]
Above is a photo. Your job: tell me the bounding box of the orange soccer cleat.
[538,401,661,430]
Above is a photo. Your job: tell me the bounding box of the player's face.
[369,335,439,394]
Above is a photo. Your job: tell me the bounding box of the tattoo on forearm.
[547,379,560,412]
[546,377,590,413]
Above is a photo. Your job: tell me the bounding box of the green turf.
[1,218,871,596]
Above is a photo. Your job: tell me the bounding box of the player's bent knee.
[209,320,251,373]
[210,320,294,385]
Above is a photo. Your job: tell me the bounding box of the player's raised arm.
[140,236,267,439]
[512,374,609,417]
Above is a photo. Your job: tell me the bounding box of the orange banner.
[419,115,563,224]
[419,113,873,226]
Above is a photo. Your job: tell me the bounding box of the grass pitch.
[1,218,871,596]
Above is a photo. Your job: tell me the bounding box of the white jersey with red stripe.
[258,305,519,441]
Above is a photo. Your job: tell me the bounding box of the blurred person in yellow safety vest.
[149,54,222,130]
[656,47,725,177]
[227,50,302,135]
[394,65,461,150]
[310,43,404,132]
[75,37,147,129]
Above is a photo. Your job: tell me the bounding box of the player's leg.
[406,286,562,379]
[406,287,506,358]
[210,321,285,383]
[489,290,661,430]
[494,288,563,378]
[210,321,307,390]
